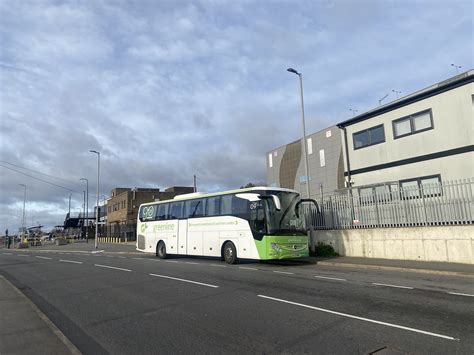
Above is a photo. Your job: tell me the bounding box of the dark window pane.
[221,195,232,215]
[186,199,205,218]
[206,196,221,216]
[354,130,369,148]
[231,196,249,219]
[370,125,384,144]
[169,202,183,219]
[157,204,168,220]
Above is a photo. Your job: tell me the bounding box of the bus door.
[177,219,188,254]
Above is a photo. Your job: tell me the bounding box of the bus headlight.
[271,243,280,251]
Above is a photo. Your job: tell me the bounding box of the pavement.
[0,275,80,355]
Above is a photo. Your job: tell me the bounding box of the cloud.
[0,0,472,231]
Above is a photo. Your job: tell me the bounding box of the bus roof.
[139,186,299,206]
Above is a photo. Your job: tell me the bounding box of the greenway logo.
[153,224,175,232]
[142,206,155,220]
[140,224,148,233]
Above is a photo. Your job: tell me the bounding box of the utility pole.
[68,193,72,216]
[80,178,89,242]
[193,175,197,192]
[90,150,100,249]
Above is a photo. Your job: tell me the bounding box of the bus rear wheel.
[156,241,167,259]
[223,241,237,264]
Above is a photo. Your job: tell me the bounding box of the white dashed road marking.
[94,264,131,272]
[239,267,258,271]
[447,292,474,297]
[373,283,413,290]
[149,273,219,288]
[273,271,294,275]
[258,294,459,341]
[314,275,347,281]
[59,259,83,264]
[35,256,52,260]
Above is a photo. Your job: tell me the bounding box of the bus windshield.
[264,192,306,236]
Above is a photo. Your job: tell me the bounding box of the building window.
[399,174,441,198]
[268,153,273,168]
[319,149,325,167]
[393,109,433,139]
[307,138,313,155]
[353,124,385,149]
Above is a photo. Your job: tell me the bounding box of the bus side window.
[220,195,232,215]
[231,196,249,219]
[157,204,168,220]
[192,199,205,217]
[169,202,183,219]
[206,196,221,216]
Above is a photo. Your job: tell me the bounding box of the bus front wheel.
[157,241,167,259]
[223,242,237,264]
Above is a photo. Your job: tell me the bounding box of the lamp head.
[287,68,300,75]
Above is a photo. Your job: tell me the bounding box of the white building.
[337,70,474,190]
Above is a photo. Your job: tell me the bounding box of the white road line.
[132,257,146,260]
[164,260,179,263]
[315,275,347,281]
[35,256,52,260]
[239,267,258,271]
[3,253,12,255]
[373,283,413,290]
[273,271,294,275]
[105,256,115,258]
[17,254,30,257]
[117,256,126,259]
[448,292,474,297]
[210,264,226,268]
[258,295,459,341]
[59,259,83,264]
[149,273,219,288]
[94,264,131,272]
[185,262,199,265]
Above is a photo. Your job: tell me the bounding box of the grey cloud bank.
[0,0,472,231]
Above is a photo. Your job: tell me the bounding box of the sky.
[0,0,472,232]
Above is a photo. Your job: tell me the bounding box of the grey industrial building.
[266,125,345,197]
[266,70,474,198]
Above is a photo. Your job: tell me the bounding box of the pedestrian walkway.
[311,256,474,277]
[0,276,80,355]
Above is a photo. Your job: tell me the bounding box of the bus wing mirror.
[295,198,320,218]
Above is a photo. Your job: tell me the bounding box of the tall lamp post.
[287,67,315,253]
[89,150,100,249]
[19,184,27,240]
[287,68,311,200]
[80,178,89,242]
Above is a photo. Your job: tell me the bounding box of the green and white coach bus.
[136,187,315,264]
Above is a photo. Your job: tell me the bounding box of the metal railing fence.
[304,178,473,229]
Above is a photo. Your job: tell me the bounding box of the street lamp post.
[68,193,72,216]
[19,184,27,240]
[80,178,89,243]
[287,67,314,253]
[451,63,461,74]
[90,150,100,249]
[287,68,311,200]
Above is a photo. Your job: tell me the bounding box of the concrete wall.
[314,226,474,264]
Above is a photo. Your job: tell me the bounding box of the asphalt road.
[1,247,473,354]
